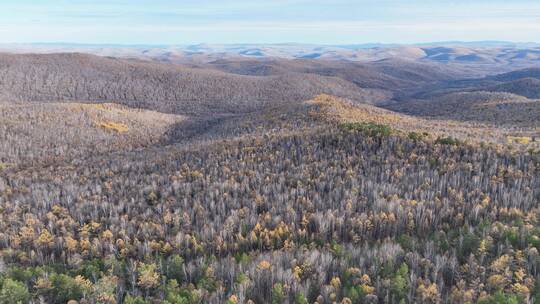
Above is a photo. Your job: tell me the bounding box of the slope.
[0,53,384,114]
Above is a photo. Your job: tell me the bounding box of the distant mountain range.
[1,42,539,73]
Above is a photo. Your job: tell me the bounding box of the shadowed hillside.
[0,53,389,114]
[488,78,540,99]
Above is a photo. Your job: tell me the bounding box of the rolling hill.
[488,78,540,99]
[0,47,539,304]
[0,53,390,114]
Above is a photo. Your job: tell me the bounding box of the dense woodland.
[0,52,539,303]
[0,53,392,114]
[0,123,539,303]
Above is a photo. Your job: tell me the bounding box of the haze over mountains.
[2,41,540,73]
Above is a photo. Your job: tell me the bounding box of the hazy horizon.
[1,0,539,45]
[1,40,538,48]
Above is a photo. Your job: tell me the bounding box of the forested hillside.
[0,53,391,113]
[0,123,539,303]
[0,51,538,303]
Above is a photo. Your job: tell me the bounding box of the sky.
[0,0,539,45]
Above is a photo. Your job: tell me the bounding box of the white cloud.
[0,1,539,44]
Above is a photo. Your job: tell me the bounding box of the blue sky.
[0,0,539,44]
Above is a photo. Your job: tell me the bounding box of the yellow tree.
[137,262,160,296]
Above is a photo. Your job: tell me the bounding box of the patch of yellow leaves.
[309,94,403,126]
[99,121,129,133]
[0,162,11,171]
[257,260,271,271]
[93,104,108,111]
[36,230,54,247]
[507,136,531,145]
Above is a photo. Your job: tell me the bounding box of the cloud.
[0,0,539,43]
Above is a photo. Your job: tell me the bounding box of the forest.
[0,120,539,303]
[0,52,538,303]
